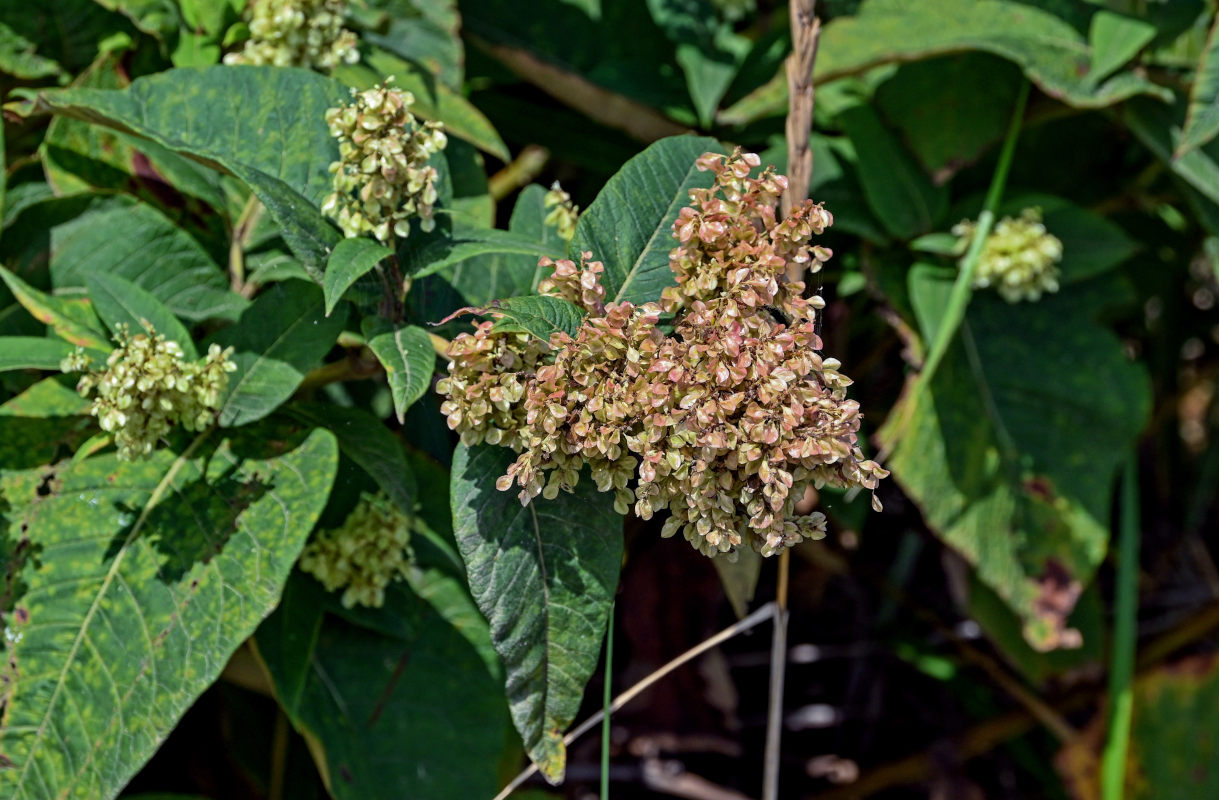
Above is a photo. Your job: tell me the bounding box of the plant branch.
[229,193,264,297]
[492,602,779,800]
[489,145,550,201]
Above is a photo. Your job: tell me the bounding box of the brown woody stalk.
[766,3,822,798]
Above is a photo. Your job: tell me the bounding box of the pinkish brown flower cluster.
[439,150,886,557]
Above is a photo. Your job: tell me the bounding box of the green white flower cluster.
[61,325,236,462]
[954,207,1063,303]
[440,150,887,558]
[223,0,359,69]
[543,181,580,241]
[322,84,448,243]
[711,0,756,21]
[298,491,415,608]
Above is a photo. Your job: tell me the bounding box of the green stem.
[601,602,614,800]
[1101,454,1141,800]
[919,80,1030,386]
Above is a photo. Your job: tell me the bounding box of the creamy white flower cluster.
[543,181,579,241]
[298,491,415,608]
[61,325,236,461]
[954,207,1063,303]
[322,84,448,243]
[224,0,359,69]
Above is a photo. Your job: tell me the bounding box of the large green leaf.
[256,571,509,800]
[570,135,723,305]
[1178,14,1219,158]
[210,281,347,427]
[451,442,622,783]
[880,280,1150,650]
[839,104,947,240]
[0,194,244,322]
[361,317,435,424]
[19,66,349,277]
[720,0,1170,125]
[0,420,338,800]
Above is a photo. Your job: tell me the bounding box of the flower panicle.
[322,82,447,243]
[437,148,887,558]
[298,491,415,608]
[224,0,359,70]
[61,324,236,461]
[954,207,1063,303]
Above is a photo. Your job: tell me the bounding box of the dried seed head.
[437,148,887,558]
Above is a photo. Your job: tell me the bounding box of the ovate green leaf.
[486,295,585,342]
[323,237,394,316]
[361,317,435,423]
[451,443,622,783]
[571,135,724,305]
[881,280,1150,650]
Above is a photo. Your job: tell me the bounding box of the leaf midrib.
[11,430,213,795]
[611,162,698,304]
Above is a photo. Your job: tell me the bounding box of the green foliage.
[361,316,435,423]
[0,420,338,800]
[1,1,1214,796]
[485,295,586,341]
[451,443,622,783]
[884,280,1150,649]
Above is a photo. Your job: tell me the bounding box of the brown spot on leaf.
[1030,559,1083,652]
[0,753,13,768]
[340,765,354,783]
[13,607,28,625]
[1023,475,1056,503]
